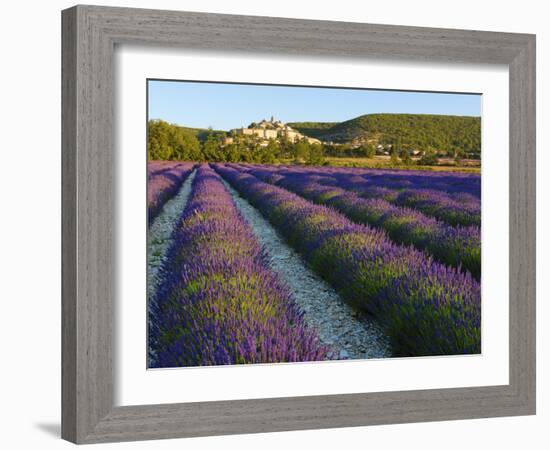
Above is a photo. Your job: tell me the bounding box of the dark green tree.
[418,150,438,166]
[147,120,201,161]
[390,146,400,165]
[147,120,174,160]
[293,140,310,162]
[201,135,221,161]
[263,139,280,163]
[399,148,412,165]
[363,144,376,158]
[306,143,325,165]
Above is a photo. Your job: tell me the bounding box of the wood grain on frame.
[61,5,536,444]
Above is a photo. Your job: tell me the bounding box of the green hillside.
[289,113,481,157]
[284,121,338,139]
[179,126,227,142]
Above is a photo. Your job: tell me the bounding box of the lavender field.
[147,161,481,368]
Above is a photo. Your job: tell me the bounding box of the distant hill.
[289,113,481,156]
[283,121,338,140]
[179,126,227,142]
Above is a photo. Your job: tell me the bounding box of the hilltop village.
[224,117,322,147]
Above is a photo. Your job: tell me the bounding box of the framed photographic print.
[62,5,536,444]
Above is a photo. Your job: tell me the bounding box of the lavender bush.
[393,188,481,227]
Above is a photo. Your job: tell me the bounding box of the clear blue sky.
[148,80,481,131]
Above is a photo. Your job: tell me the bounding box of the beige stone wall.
[286,131,298,142]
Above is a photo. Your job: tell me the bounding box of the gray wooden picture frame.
[61,4,536,444]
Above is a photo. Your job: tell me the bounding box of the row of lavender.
[233,164,481,280]
[147,161,195,223]
[313,169,479,227]
[214,164,481,356]
[305,165,481,199]
[148,160,180,178]
[239,165,481,227]
[149,165,327,367]
[358,171,479,201]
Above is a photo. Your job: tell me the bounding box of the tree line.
[148,119,462,167]
[147,120,325,164]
